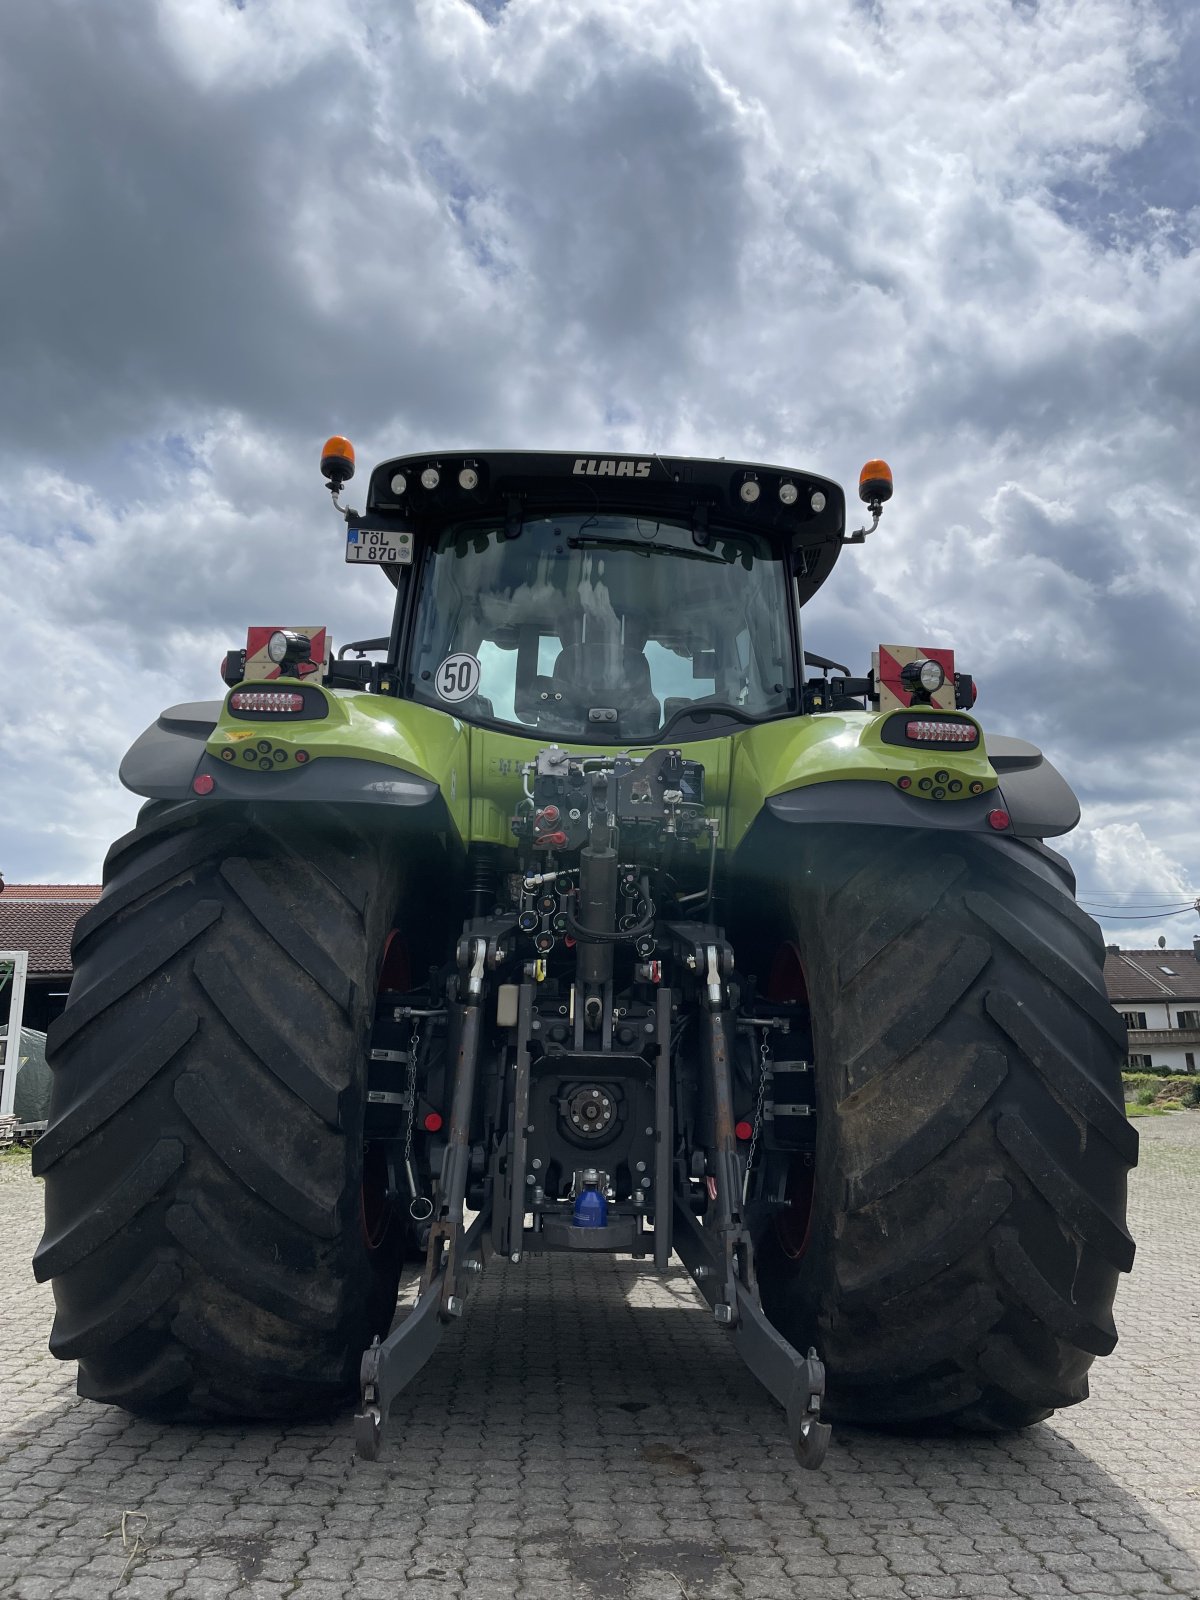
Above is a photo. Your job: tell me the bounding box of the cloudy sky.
[1,0,1197,948]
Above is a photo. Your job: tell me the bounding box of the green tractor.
[34,443,1135,1466]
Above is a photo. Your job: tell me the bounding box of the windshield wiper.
[656,702,760,739]
[566,536,727,564]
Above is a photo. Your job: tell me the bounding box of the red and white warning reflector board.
[244,626,330,682]
[873,644,955,712]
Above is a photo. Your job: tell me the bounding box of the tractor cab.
[320,445,876,743]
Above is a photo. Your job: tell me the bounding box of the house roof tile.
[1103,948,1200,1004]
[0,899,96,977]
[1,885,101,901]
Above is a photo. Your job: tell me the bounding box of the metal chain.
[402,1018,420,1175]
[742,1028,771,1202]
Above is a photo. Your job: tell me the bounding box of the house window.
[1176,1010,1199,1029]
[1186,1052,1196,1073]
[1118,1011,1147,1030]
[1127,1054,1153,1070]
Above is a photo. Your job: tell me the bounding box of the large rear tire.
[33,801,407,1421]
[751,826,1136,1430]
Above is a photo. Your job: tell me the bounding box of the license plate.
[346,528,414,565]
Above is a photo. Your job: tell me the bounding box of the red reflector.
[192,774,215,796]
[735,1120,753,1141]
[230,690,305,713]
[987,809,1011,830]
[906,719,976,743]
[423,1111,443,1134]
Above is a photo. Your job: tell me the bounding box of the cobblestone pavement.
[2,1116,1198,1600]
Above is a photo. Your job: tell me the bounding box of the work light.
[266,630,311,670]
[900,658,945,695]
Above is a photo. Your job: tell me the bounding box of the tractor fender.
[765,735,1080,839]
[986,734,1081,838]
[119,702,221,795]
[119,701,441,809]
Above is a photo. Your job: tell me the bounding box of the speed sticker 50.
[436,653,482,702]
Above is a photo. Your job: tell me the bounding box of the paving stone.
[2,1119,1200,1597]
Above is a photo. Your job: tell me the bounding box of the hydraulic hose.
[564,899,656,944]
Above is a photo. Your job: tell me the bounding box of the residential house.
[0,884,101,1032]
[1103,939,1200,1074]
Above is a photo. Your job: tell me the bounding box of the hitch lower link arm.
[672,934,832,1470]
[672,1200,831,1470]
[354,938,492,1461]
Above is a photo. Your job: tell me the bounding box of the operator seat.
[550,643,661,735]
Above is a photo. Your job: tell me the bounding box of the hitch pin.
[404,1158,433,1221]
[466,937,487,1000]
[704,944,722,1007]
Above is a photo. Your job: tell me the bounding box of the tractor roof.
[362,449,848,607]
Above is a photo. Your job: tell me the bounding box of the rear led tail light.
[230,690,305,713]
[905,719,978,744]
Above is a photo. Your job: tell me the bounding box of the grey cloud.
[2,5,335,444]
[1050,2,1200,247]
[0,1,759,468]
[468,53,750,332]
[0,2,524,457]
